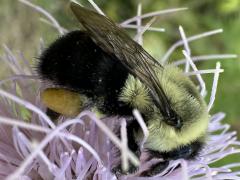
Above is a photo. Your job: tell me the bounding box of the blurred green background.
[0,0,240,167]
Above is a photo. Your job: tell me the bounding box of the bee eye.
[173,116,182,128]
[165,116,182,129]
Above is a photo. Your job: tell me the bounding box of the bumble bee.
[38,2,209,176]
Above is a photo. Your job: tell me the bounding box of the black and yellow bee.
[38,2,209,176]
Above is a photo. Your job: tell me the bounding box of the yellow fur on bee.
[41,88,88,117]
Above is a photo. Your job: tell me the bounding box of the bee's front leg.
[139,161,169,177]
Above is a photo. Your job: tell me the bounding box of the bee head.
[120,65,209,153]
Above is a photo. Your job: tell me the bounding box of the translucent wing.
[70,2,180,125]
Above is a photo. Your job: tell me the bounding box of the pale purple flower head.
[0,0,239,179]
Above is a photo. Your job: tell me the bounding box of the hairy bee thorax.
[119,64,209,152]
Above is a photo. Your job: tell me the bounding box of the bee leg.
[126,119,140,152]
[112,163,139,176]
[112,118,141,175]
[140,161,169,177]
[138,149,169,176]
[46,108,60,120]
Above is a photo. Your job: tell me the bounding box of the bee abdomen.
[38,30,131,115]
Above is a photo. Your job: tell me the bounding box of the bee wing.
[70,2,176,119]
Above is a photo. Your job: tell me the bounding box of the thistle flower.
[0,0,239,179]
